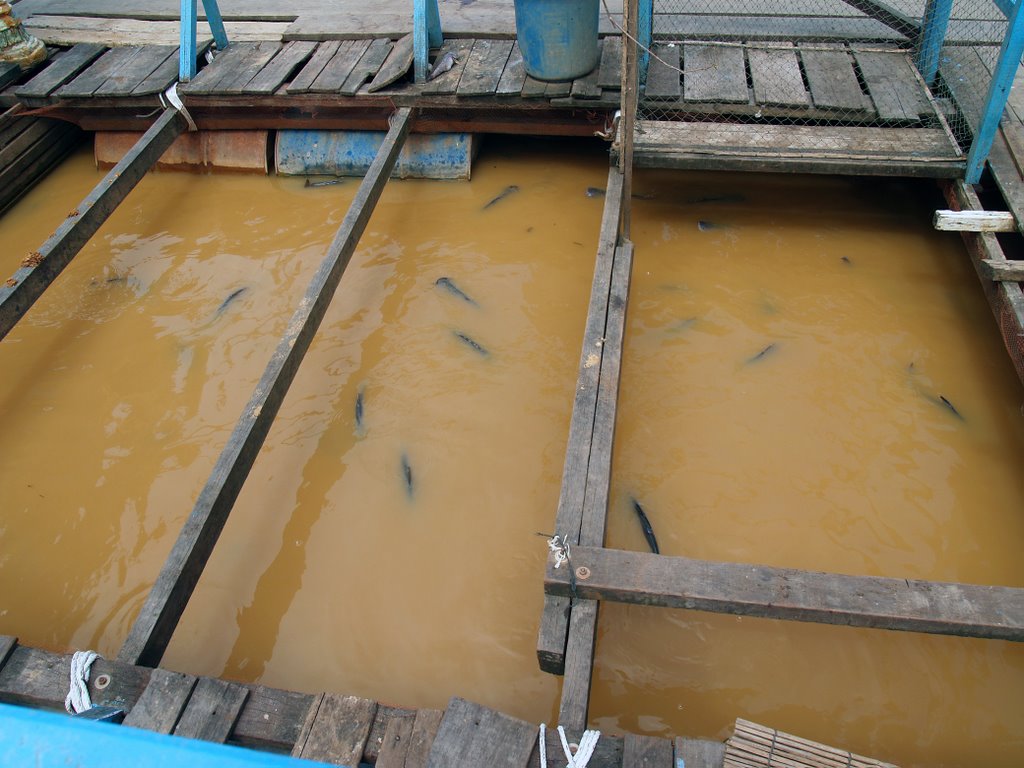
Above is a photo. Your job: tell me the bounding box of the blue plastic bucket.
[513,0,600,82]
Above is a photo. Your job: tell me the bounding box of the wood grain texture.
[123,668,197,734]
[547,545,1024,641]
[457,39,514,97]
[309,38,371,93]
[243,40,317,94]
[0,638,16,673]
[367,33,412,93]
[496,41,526,96]
[597,36,622,89]
[675,737,726,768]
[287,40,341,93]
[174,677,249,742]
[644,44,680,99]
[405,708,444,768]
[683,44,748,104]
[799,44,871,112]
[747,43,810,107]
[183,41,261,94]
[341,37,392,96]
[624,733,674,766]
[421,38,474,96]
[56,45,143,97]
[15,43,106,99]
[216,41,284,94]
[934,209,1016,232]
[94,45,176,96]
[427,697,537,768]
[855,49,932,122]
[376,713,416,768]
[292,694,377,765]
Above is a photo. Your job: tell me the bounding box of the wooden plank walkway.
[0,637,722,768]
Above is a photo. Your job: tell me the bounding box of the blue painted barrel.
[276,131,476,179]
[514,0,600,82]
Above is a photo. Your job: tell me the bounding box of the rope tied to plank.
[544,532,578,598]
[159,82,197,132]
[64,650,99,714]
[538,723,602,768]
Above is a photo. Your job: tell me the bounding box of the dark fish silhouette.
[669,317,699,333]
[841,256,852,265]
[354,387,365,434]
[698,220,727,231]
[216,287,248,317]
[746,343,777,364]
[483,185,519,209]
[304,178,343,188]
[435,277,478,307]
[908,362,965,422]
[453,331,489,357]
[401,453,414,499]
[938,395,964,420]
[631,498,660,554]
[687,193,744,204]
[586,186,606,197]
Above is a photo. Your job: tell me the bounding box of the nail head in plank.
[426,697,537,768]
[117,108,412,669]
[934,209,1016,232]
[367,33,413,93]
[404,708,444,768]
[123,668,198,734]
[645,43,680,99]
[624,733,674,766]
[496,41,526,96]
[16,43,106,99]
[981,259,1024,281]
[376,714,417,768]
[56,45,145,98]
[95,45,177,97]
[243,40,317,95]
[174,677,249,743]
[217,41,284,94]
[310,39,371,94]
[341,38,393,96]
[0,109,185,343]
[457,39,514,97]
[799,43,871,113]
[854,49,932,122]
[421,38,474,95]
[675,737,726,768]
[683,44,748,104]
[0,637,15,673]
[597,36,622,89]
[547,545,1024,641]
[292,694,378,765]
[747,43,810,108]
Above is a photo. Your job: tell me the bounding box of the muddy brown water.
[0,139,1021,767]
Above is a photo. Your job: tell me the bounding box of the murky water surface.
[0,141,1021,767]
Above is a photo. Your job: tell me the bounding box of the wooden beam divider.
[118,106,413,668]
[546,545,1024,641]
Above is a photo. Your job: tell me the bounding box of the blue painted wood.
[0,704,336,768]
[994,0,1015,18]
[639,0,653,87]
[414,0,442,83]
[180,0,198,81]
[915,0,954,85]
[201,0,230,50]
[966,0,1024,182]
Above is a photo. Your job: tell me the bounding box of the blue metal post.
[414,0,443,84]
[915,0,954,86]
[966,0,1024,182]
[201,0,229,51]
[179,0,198,81]
[639,0,653,87]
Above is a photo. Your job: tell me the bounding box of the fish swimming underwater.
[435,277,478,307]
[630,498,660,554]
[453,330,489,357]
[483,185,519,210]
[215,287,248,317]
[354,387,365,435]
[401,453,414,499]
[304,178,344,188]
[746,343,776,364]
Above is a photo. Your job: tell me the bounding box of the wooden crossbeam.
[837,0,919,38]
[933,209,1017,232]
[546,546,1024,641]
[118,107,413,668]
[981,259,1024,281]
[0,109,185,342]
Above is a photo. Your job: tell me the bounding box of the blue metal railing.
[179,0,229,82]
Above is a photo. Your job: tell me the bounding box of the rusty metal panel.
[95,130,268,173]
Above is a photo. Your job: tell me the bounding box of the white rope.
[160,82,197,132]
[540,723,548,767]
[557,725,601,768]
[547,534,570,570]
[64,650,99,714]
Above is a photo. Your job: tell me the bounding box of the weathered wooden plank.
[457,39,514,97]
[174,677,249,743]
[421,38,474,96]
[558,242,634,731]
[426,698,537,768]
[367,33,413,93]
[292,694,377,765]
[645,43,680,99]
[309,38,371,93]
[748,43,810,107]
[23,15,287,46]
[182,41,261,94]
[15,43,106,99]
[799,43,871,113]
[675,737,726,768]
[287,40,341,93]
[0,61,21,91]
[981,259,1024,281]
[217,41,284,94]
[537,164,624,675]
[56,45,143,98]
[683,44,748,103]
[376,713,417,768]
[598,35,622,89]
[545,80,572,98]
[839,0,919,37]
[242,40,316,94]
[496,41,526,96]
[571,64,602,99]
[0,119,57,168]
[341,37,393,96]
[117,108,412,668]
[624,733,674,766]
[0,123,82,218]
[934,209,1016,232]
[404,708,444,768]
[94,45,177,97]
[521,75,549,99]
[0,109,184,342]
[0,638,16,673]
[547,545,1024,641]
[123,668,197,734]
[133,43,200,95]
[855,49,932,122]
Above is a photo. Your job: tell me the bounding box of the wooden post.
[915,0,954,86]
[180,0,198,81]
[200,0,229,51]
[620,0,638,240]
[0,109,186,342]
[118,108,413,668]
[414,0,443,84]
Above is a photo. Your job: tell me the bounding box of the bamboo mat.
[724,719,898,768]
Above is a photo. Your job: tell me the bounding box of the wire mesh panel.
[623,0,1009,174]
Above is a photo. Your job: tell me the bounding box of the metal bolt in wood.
[575,566,591,580]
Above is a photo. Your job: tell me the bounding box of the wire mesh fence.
[625,0,1009,156]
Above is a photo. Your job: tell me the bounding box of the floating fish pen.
[0,0,1023,766]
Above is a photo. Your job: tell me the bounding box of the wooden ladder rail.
[0,108,186,343]
[119,107,413,668]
